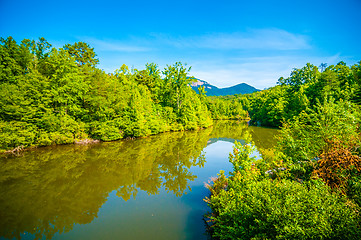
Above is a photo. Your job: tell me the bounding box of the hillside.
[191,79,259,96]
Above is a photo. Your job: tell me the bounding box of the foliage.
[245,61,361,128]
[0,37,215,152]
[0,121,37,152]
[313,139,361,205]
[248,85,287,126]
[206,176,360,240]
[228,141,260,179]
[277,98,360,163]
[205,139,361,240]
[204,96,249,120]
[63,41,99,67]
[276,97,361,202]
[205,88,361,239]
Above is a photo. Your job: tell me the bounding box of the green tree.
[63,42,99,67]
[34,37,52,61]
[162,62,195,114]
[0,37,26,83]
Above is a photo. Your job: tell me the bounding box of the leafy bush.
[313,139,361,190]
[36,131,53,146]
[312,139,361,205]
[277,98,360,163]
[89,121,124,141]
[49,131,74,145]
[207,177,360,240]
[276,98,361,201]
[205,137,361,239]
[0,121,37,151]
[205,141,361,240]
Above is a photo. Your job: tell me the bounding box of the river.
[0,121,278,240]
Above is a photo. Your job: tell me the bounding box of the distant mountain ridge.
[191,79,259,96]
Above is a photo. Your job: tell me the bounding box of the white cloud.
[152,28,311,51]
[75,29,353,89]
[78,28,310,55]
[85,28,310,53]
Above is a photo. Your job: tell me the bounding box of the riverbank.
[0,122,209,155]
[1,118,252,156]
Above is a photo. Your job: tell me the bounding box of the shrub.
[277,99,360,163]
[206,177,360,240]
[49,131,73,145]
[205,140,361,240]
[36,131,53,146]
[89,121,124,141]
[0,121,37,151]
[313,139,361,205]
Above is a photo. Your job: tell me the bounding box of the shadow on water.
[0,120,278,240]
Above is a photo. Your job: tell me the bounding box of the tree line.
[243,61,361,127]
[0,37,232,152]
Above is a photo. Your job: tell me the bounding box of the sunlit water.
[0,121,278,240]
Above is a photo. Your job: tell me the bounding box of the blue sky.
[1,0,360,89]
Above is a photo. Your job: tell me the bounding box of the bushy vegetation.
[205,62,361,239]
[245,61,361,127]
[203,93,249,120]
[0,37,214,152]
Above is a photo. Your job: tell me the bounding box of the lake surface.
[0,121,278,240]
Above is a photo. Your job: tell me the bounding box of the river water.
[0,121,278,240]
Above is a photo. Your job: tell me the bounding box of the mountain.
[191,79,259,96]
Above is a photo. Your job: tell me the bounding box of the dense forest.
[0,37,251,153]
[205,61,361,239]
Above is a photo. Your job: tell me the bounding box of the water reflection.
[0,121,278,240]
[209,120,279,150]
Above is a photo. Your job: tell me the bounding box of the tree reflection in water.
[0,121,278,240]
